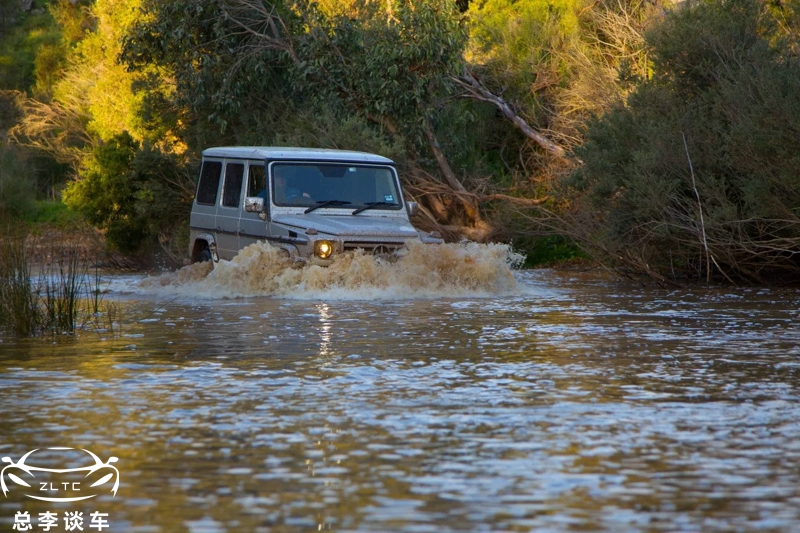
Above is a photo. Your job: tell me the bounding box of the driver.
[274,167,312,204]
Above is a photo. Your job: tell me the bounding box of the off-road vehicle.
[188,147,442,264]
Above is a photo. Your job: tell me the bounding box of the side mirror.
[244,197,265,213]
[405,201,419,217]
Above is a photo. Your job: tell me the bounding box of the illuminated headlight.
[314,240,334,259]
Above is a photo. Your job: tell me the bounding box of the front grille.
[343,241,404,254]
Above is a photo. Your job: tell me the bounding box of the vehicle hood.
[272,213,419,238]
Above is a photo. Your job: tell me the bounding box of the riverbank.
[24,223,105,264]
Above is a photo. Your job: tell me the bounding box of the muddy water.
[139,240,523,299]
[1,246,800,532]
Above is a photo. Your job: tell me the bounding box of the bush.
[63,132,193,255]
[568,0,800,283]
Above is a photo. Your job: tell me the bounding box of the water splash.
[139,240,523,300]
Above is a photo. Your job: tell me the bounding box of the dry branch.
[452,68,566,158]
[682,132,711,282]
[479,194,550,206]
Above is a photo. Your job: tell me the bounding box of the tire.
[197,248,212,263]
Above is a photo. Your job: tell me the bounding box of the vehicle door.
[191,159,223,234]
[239,161,268,250]
[215,160,245,260]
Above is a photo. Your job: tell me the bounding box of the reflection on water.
[1,269,800,532]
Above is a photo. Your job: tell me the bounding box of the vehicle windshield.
[271,163,401,210]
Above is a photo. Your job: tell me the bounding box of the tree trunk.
[422,116,484,222]
[422,116,467,194]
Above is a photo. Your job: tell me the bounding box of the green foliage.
[123,0,466,151]
[267,106,408,168]
[458,0,662,252]
[63,132,192,254]
[291,0,467,145]
[126,142,195,254]
[49,0,94,44]
[33,41,66,94]
[569,0,800,281]
[0,4,61,91]
[63,133,141,252]
[26,199,81,226]
[467,0,589,131]
[122,0,294,138]
[0,3,84,215]
[468,0,584,104]
[435,97,523,184]
[520,235,585,267]
[29,0,95,96]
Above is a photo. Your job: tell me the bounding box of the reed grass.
[0,224,40,336]
[0,221,117,337]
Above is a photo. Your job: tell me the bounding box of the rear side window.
[196,161,222,205]
[248,164,266,197]
[222,163,244,208]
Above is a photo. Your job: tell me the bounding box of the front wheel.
[197,248,212,263]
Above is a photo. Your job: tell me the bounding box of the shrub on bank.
[568,0,800,283]
[62,132,193,256]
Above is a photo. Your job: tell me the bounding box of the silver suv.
[188,147,443,264]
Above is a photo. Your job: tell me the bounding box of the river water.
[1,243,800,532]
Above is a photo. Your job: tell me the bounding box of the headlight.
[314,240,333,259]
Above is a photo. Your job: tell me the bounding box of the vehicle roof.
[202,146,394,164]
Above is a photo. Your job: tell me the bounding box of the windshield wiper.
[304,200,352,214]
[351,202,398,215]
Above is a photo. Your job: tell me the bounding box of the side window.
[196,161,222,205]
[247,164,266,198]
[222,163,244,208]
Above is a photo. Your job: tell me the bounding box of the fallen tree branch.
[479,193,550,206]
[452,68,566,158]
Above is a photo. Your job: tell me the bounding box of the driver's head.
[274,169,287,187]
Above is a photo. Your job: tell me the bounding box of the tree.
[463,0,660,157]
[123,0,497,237]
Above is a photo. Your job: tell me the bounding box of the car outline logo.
[1,447,120,502]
